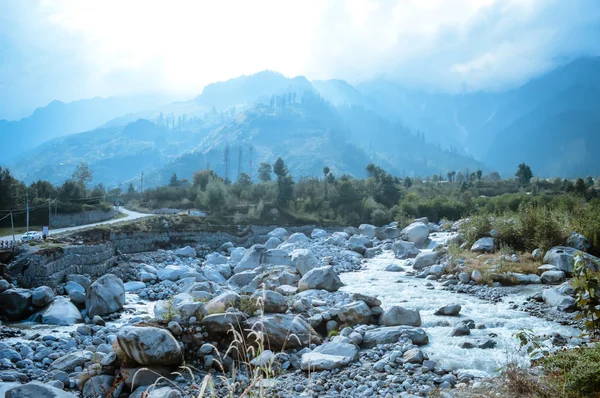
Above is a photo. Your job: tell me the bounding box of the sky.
[1,0,600,120]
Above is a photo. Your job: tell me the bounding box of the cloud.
[1,0,599,119]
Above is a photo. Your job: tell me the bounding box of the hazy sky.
[1,0,599,120]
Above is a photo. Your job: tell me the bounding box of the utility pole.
[48,197,51,228]
[10,211,15,243]
[26,192,29,234]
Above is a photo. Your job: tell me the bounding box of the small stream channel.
[340,233,582,376]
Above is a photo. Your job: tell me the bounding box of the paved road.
[0,207,153,242]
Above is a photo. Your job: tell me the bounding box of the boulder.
[157,265,192,281]
[175,246,196,258]
[392,240,420,259]
[0,288,33,320]
[66,274,92,291]
[268,227,289,240]
[298,266,344,292]
[200,312,247,335]
[83,375,122,398]
[31,286,54,307]
[400,222,430,246]
[403,348,424,364]
[204,291,240,315]
[205,252,228,265]
[5,381,76,398]
[234,245,268,274]
[566,232,591,252]
[0,279,9,293]
[138,271,156,282]
[251,290,288,313]
[228,271,259,289]
[117,326,183,366]
[435,304,461,316]
[40,298,83,325]
[311,229,329,239]
[337,301,372,325]
[532,249,544,261]
[362,326,428,348]
[458,272,470,284]
[385,264,404,272]
[50,351,92,372]
[451,325,471,337]
[124,282,146,292]
[69,290,86,306]
[347,235,367,255]
[245,314,322,350]
[264,237,281,249]
[379,306,421,327]
[64,281,85,296]
[287,233,309,244]
[412,252,438,270]
[85,274,125,317]
[543,246,600,274]
[301,342,359,371]
[291,249,318,276]
[358,224,377,239]
[542,289,576,312]
[376,226,402,240]
[471,270,482,283]
[540,270,566,285]
[229,247,246,263]
[471,238,495,253]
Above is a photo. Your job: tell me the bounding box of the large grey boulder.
[245,314,322,350]
[264,237,281,249]
[157,265,192,281]
[543,246,600,274]
[337,301,372,325]
[205,291,240,315]
[175,246,196,258]
[86,274,125,317]
[205,252,228,265]
[379,306,421,327]
[5,381,76,398]
[392,240,420,259]
[471,238,495,253]
[376,226,402,240]
[31,286,54,307]
[40,298,83,325]
[228,271,259,289]
[412,252,438,270]
[311,228,329,239]
[566,232,591,252]
[347,235,368,255]
[0,288,33,320]
[268,227,289,240]
[66,274,92,291]
[400,222,430,246]
[301,342,359,370]
[435,304,462,316]
[540,270,566,285]
[234,245,268,274]
[359,224,377,239]
[124,282,147,292]
[117,326,183,366]
[298,266,344,292]
[83,375,122,398]
[542,288,576,312]
[287,232,309,244]
[362,326,429,348]
[291,249,318,276]
[50,351,92,372]
[200,312,247,335]
[251,290,288,313]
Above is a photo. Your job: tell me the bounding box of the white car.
[21,231,43,241]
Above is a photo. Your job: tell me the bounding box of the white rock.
[291,249,318,276]
[175,246,196,258]
[301,342,359,370]
[379,306,421,327]
[401,222,430,246]
[117,326,183,366]
[412,252,438,270]
[268,228,289,240]
[298,266,344,292]
[471,238,495,253]
[86,274,125,318]
[124,282,146,292]
[287,233,309,244]
[311,229,329,239]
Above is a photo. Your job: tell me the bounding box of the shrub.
[543,346,600,397]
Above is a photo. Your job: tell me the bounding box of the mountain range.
[1,57,599,186]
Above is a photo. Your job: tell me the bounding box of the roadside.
[0,207,153,242]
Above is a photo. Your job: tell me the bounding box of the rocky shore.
[0,219,594,397]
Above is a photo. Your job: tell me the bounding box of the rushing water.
[340,233,582,377]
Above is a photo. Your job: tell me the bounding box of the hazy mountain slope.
[486,84,600,177]
[0,95,171,162]
[358,57,600,164]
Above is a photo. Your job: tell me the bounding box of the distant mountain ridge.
[5,57,600,183]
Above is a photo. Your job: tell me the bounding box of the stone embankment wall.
[5,225,339,288]
[50,210,116,228]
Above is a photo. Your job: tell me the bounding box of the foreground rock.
[39,298,83,325]
[471,238,495,253]
[400,222,430,246]
[298,266,344,292]
[301,342,359,370]
[543,246,600,274]
[117,326,183,366]
[0,288,33,320]
[246,314,322,349]
[86,274,125,317]
[392,240,420,259]
[362,326,429,347]
[435,304,462,316]
[5,381,76,398]
[379,306,421,327]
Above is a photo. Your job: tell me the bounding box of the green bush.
[543,346,600,397]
